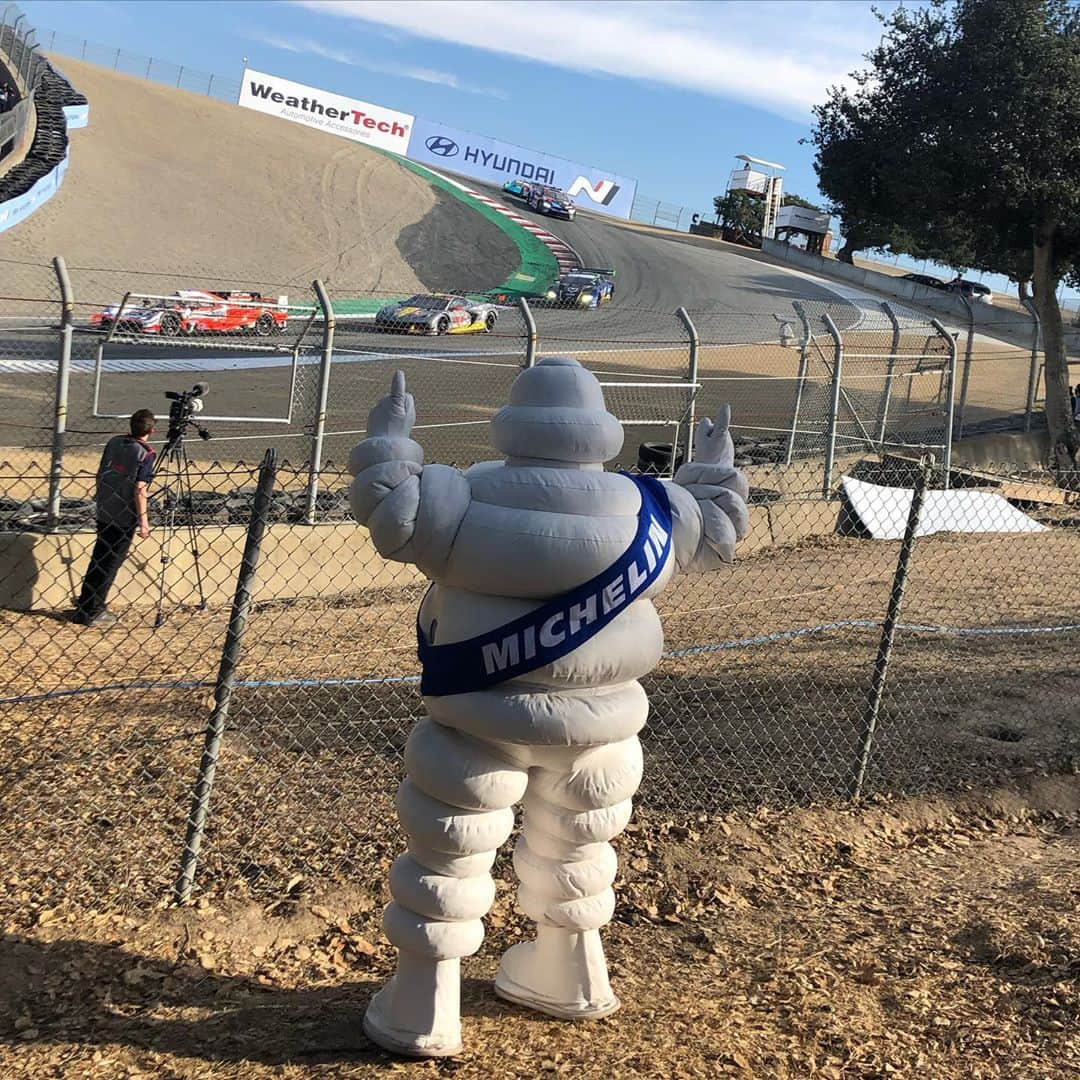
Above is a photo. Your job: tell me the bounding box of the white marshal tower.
[727,154,785,239]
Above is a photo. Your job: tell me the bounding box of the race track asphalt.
[1,177,864,464]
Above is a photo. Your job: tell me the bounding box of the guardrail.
[0,5,87,232]
[0,5,44,167]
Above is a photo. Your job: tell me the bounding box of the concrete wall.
[760,238,1047,349]
[0,522,425,611]
[1,502,848,612]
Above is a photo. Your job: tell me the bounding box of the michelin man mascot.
[349,357,748,1057]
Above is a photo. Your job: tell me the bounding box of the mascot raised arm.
[349,357,749,1057]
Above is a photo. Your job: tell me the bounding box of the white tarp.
[841,475,1047,539]
[238,69,414,154]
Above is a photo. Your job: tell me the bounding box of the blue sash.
[417,473,672,697]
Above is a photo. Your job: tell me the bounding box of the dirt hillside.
[2,57,466,294]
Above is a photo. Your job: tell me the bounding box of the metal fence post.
[675,306,699,465]
[930,318,957,488]
[47,256,74,530]
[1021,298,1041,432]
[174,448,277,903]
[304,280,334,525]
[517,295,537,368]
[821,312,844,499]
[955,294,975,439]
[852,455,931,799]
[785,301,812,465]
[877,302,902,449]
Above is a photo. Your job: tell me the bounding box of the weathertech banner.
[238,69,413,153]
[406,117,637,220]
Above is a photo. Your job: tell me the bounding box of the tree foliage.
[712,190,763,239]
[809,0,1080,464]
[780,192,825,213]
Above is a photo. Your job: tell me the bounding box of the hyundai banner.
[238,69,414,153]
[406,118,637,220]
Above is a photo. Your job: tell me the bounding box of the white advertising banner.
[238,68,414,153]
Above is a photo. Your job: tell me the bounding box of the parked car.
[374,293,500,335]
[91,290,289,336]
[900,272,948,290]
[946,278,994,303]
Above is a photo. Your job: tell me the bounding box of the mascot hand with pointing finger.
[348,357,749,1057]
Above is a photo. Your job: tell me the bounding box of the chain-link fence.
[1,252,1078,915]
[1,451,1076,914]
[3,253,1059,517]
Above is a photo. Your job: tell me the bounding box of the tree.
[809,0,1080,467]
[808,77,924,263]
[712,190,763,241]
[781,192,824,213]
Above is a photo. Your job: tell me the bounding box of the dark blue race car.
[543,267,616,309]
[502,180,577,221]
[527,185,576,220]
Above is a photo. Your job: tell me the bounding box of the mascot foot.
[362,956,463,1058]
[494,927,621,1020]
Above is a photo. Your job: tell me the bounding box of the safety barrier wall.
[0,7,87,232]
[761,237,1077,345]
[0,141,65,230]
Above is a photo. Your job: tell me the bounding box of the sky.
[24,0,904,216]
[28,0,1068,302]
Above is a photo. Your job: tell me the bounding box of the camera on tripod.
[152,381,213,628]
[162,382,212,453]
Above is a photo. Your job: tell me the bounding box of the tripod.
[152,428,208,628]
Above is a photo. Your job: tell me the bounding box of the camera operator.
[73,409,157,627]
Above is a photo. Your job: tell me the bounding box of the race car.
[542,267,616,309]
[502,178,534,199]
[373,294,500,335]
[91,290,289,336]
[527,185,576,220]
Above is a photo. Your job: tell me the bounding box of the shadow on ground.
[0,935,515,1066]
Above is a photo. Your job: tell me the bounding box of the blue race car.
[502,178,532,199]
[543,267,616,309]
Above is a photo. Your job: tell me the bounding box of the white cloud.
[292,0,889,119]
[246,30,509,99]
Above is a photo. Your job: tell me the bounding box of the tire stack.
[0,61,85,205]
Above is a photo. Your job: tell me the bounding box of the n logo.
[567,176,620,206]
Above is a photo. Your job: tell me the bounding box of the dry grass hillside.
[3,57,437,294]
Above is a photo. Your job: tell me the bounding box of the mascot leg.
[364,719,528,1056]
[496,735,643,1019]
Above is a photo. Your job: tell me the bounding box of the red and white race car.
[91,290,289,336]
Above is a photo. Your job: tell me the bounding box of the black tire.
[637,442,684,476]
[436,316,450,335]
[254,312,275,337]
[158,311,182,337]
[484,311,497,332]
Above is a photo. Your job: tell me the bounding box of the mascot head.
[490,356,624,466]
